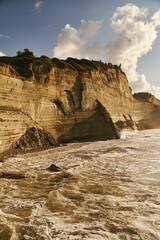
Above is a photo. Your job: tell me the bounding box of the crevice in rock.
[53,99,66,116]
[106,72,115,82]
[72,76,84,111]
[64,90,75,112]
[123,114,128,121]
[128,114,133,121]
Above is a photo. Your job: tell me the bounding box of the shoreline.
[0,145,59,162]
[1,128,160,162]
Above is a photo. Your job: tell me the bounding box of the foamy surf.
[0,129,160,239]
[120,130,139,139]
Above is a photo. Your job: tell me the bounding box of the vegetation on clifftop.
[0,49,124,82]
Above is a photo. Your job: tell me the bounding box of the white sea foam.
[0,129,159,239]
[120,130,139,139]
[0,209,22,220]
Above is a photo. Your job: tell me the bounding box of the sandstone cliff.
[0,52,160,153]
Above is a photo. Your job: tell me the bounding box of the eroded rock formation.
[10,127,57,150]
[0,53,160,153]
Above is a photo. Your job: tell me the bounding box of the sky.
[0,0,160,98]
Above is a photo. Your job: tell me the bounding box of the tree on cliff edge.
[16,49,34,57]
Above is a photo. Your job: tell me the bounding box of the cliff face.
[0,54,160,153]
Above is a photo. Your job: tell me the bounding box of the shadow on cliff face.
[139,110,160,129]
[58,100,120,143]
[72,76,84,111]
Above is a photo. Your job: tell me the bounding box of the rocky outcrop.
[133,92,160,129]
[0,224,14,240]
[0,53,160,153]
[134,92,160,106]
[10,127,57,150]
[46,164,61,172]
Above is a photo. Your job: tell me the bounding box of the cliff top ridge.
[134,92,160,106]
[0,49,124,81]
[0,49,159,104]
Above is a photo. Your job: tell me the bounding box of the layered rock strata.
[0,54,160,153]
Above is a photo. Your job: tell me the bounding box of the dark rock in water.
[0,224,13,240]
[0,172,25,179]
[115,119,143,131]
[15,225,40,240]
[47,164,61,172]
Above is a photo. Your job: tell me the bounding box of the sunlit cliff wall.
[0,55,160,153]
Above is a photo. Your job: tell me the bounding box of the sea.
[0,129,160,240]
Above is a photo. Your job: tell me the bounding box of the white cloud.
[34,0,43,11]
[105,3,160,98]
[0,51,6,56]
[53,20,102,59]
[0,34,10,39]
[53,4,160,99]
[79,20,103,41]
[151,9,160,27]
[0,34,8,57]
